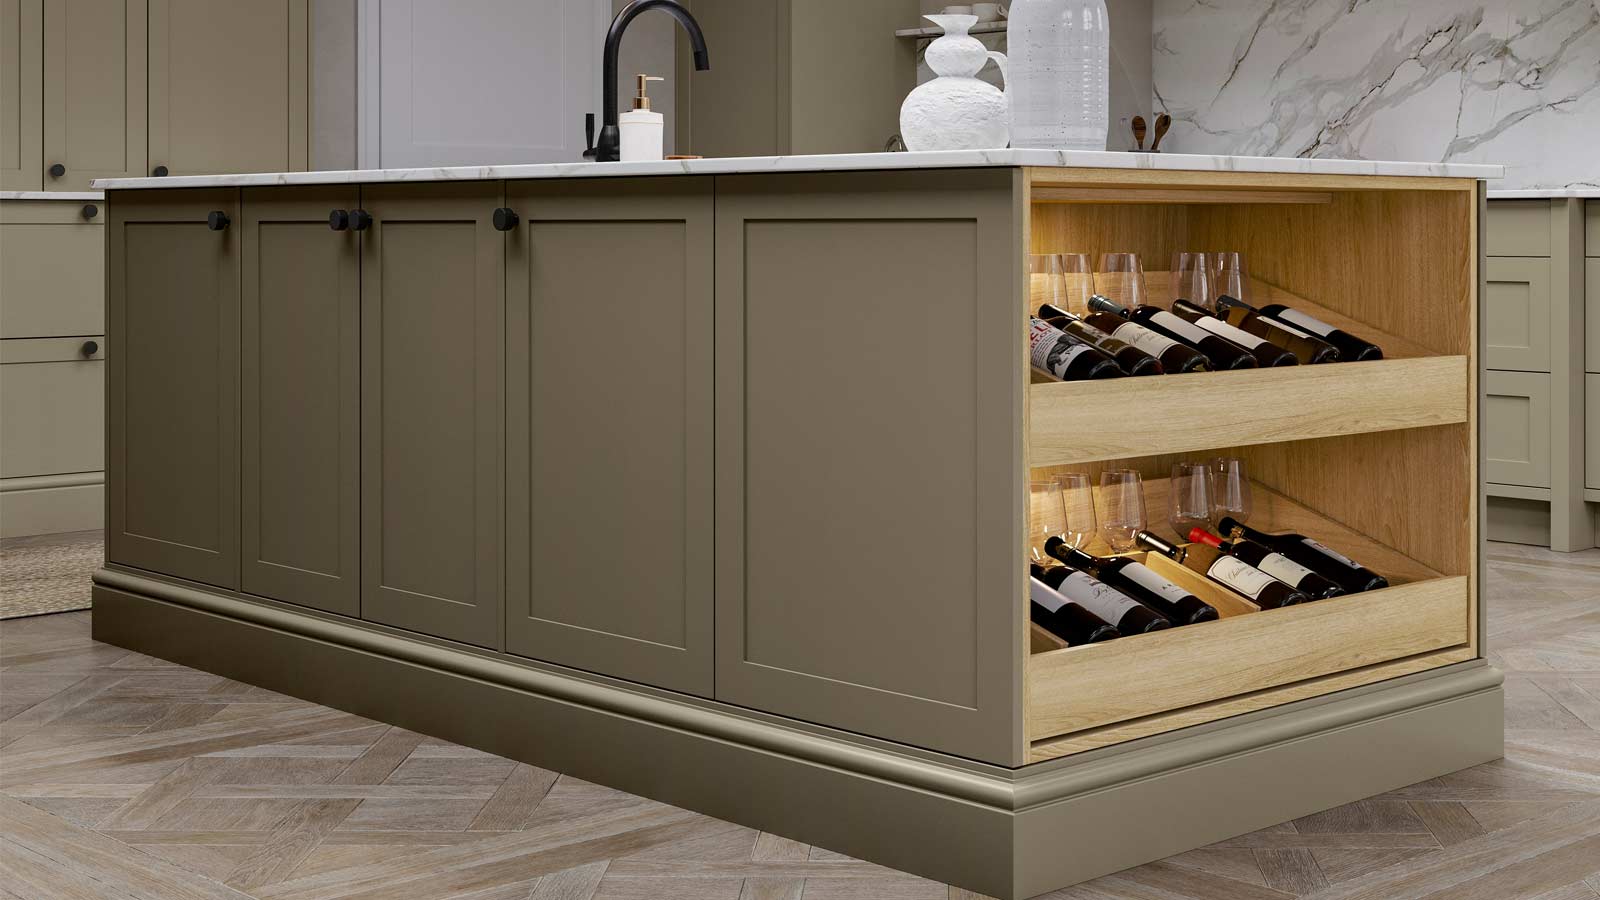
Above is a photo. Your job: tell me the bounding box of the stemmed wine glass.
[1096,253,1147,310]
[1210,457,1253,532]
[1168,462,1213,543]
[1053,473,1097,551]
[1097,469,1147,552]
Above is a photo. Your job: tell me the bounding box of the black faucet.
[596,0,710,163]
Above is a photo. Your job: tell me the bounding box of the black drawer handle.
[349,209,372,231]
[81,204,98,220]
[81,340,99,358]
[493,207,519,232]
[152,165,169,177]
[207,211,230,231]
[329,209,349,231]
[49,163,66,178]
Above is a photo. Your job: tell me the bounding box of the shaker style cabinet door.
[504,179,714,697]
[1484,370,1552,489]
[1,0,42,190]
[1483,257,1551,373]
[106,189,240,590]
[42,0,146,190]
[714,170,1025,764]
[360,183,503,649]
[147,0,306,177]
[240,188,360,617]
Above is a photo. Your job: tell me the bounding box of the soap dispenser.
[619,75,665,162]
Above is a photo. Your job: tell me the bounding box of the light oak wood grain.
[1032,187,1333,205]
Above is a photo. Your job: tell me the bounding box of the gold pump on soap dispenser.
[619,74,665,162]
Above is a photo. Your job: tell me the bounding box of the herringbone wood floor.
[0,541,1597,899]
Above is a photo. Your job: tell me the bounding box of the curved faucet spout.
[597,0,711,162]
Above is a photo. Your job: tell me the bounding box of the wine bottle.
[1031,562,1171,634]
[1080,300,1210,374]
[1187,528,1344,600]
[1216,516,1389,594]
[1029,318,1126,381]
[1215,296,1341,365]
[1135,531,1308,609]
[1037,303,1164,376]
[1233,297,1383,361]
[1170,300,1299,368]
[1045,538,1219,625]
[1031,577,1122,645]
[1087,295,1258,371]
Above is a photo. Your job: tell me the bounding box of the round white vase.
[900,15,1010,152]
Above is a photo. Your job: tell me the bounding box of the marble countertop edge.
[1487,188,1600,199]
[1,190,105,201]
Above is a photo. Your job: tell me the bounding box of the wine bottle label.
[1111,322,1180,357]
[1056,571,1144,621]
[1303,537,1360,568]
[1029,320,1093,377]
[1256,552,1317,587]
[1147,310,1214,345]
[1119,562,1195,605]
[1030,578,1068,613]
[1262,316,1315,340]
[1273,308,1337,338]
[1194,316,1269,349]
[1206,556,1277,600]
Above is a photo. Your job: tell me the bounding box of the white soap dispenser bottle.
[619,74,665,162]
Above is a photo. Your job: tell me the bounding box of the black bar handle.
[207,211,230,231]
[493,207,519,232]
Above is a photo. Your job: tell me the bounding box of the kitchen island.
[93,149,1502,899]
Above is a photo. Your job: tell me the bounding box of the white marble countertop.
[93,149,1502,190]
[0,190,105,201]
[1488,189,1600,199]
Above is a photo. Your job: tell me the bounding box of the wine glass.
[1097,469,1147,552]
[1028,481,1066,562]
[1212,252,1251,305]
[1171,252,1214,309]
[1096,253,1147,310]
[1168,462,1213,544]
[1053,473,1097,551]
[1028,255,1066,316]
[1210,457,1253,532]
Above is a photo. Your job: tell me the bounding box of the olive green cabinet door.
[107,189,239,590]
[241,188,359,616]
[42,0,146,190]
[504,179,714,697]
[360,184,503,649]
[714,171,1025,764]
[147,0,306,177]
[1,0,42,190]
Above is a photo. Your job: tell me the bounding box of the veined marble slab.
[1153,0,1600,192]
[93,150,1499,190]
[0,190,105,201]
[1489,189,1600,199]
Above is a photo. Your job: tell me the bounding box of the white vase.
[900,15,1010,152]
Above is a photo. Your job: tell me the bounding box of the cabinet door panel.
[107,189,239,589]
[241,187,359,616]
[361,183,502,648]
[0,200,103,338]
[715,171,1024,765]
[1484,370,1551,489]
[0,336,104,478]
[42,0,146,190]
[505,178,713,696]
[1484,257,1551,373]
[148,0,306,176]
[1,0,42,190]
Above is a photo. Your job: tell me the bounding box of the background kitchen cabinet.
[43,0,147,190]
[105,189,239,589]
[504,178,714,697]
[240,187,360,617]
[359,183,503,649]
[1,0,42,190]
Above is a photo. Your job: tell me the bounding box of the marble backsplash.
[1152,0,1600,189]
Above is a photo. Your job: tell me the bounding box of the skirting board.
[91,570,1505,900]
[0,480,103,538]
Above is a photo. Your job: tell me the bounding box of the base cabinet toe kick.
[96,163,1500,900]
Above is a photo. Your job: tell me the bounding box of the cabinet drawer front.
[0,216,104,338]
[1586,201,1598,258]
[1486,200,1549,257]
[1484,370,1551,488]
[1484,257,1551,372]
[0,337,105,478]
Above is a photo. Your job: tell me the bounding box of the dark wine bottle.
[1037,303,1164,376]
[1135,531,1308,610]
[1029,318,1126,381]
[1242,298,1383,361]
[1215,296,1341,364]
[1170,300,1299,368]
[1187,528,1343,600]
[1031,562,1171,634]
[1030,577,1122,645]
[1216,516,1389,594]
[1088,295,1258,371]
[1080,298,1210,373]
[1045,538,1218,625]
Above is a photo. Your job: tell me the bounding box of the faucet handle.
[582,113,597,161]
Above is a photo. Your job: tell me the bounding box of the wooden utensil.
[1151,114,1172,152]
[1132,116,1147,151]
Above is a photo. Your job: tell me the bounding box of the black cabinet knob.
[49,163,66,178]
[152,165,169,177]
[329,209,350,231]
[80,204,98,220]
[492,207,519,232]
[81,340,99,358]
[349,209,372,231]
[207,211,230,231]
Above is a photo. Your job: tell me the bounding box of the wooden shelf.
[895,21,1006,39]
